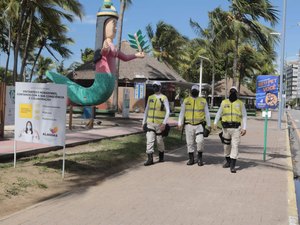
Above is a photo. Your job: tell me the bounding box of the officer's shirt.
[178,97,211,127]
[214,101,247,130]
[142,94,170,125]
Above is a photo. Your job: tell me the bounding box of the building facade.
[285,61,300,103]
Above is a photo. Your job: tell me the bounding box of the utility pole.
[198,56,210,97]
[278,0,287,129]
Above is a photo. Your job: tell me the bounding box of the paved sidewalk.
[0,113,148,157]
[0,112,299,225]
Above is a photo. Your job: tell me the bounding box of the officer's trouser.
[146,122,165,154]
[222,127,241,159]
[185,124,204,153]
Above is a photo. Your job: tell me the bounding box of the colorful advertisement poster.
[5,86,15,125]
[256,75,279,109]
[14,83,67,146]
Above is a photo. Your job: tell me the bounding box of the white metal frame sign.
[14,82,67,146]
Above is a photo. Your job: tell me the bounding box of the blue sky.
[1,0,300,70]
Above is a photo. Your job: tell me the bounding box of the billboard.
[14,82,67,146]
[256,75,279,109]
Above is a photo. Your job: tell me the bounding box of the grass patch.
[34,180,48,189]
[63,128,185,173]
[5,186,21,197]
[4,177,48,198]
[0,162,14,169]
[5,177,32,198]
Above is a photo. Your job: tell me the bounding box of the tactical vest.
[184,96,206,125]
[147,95,167,124]
[221,99,243,123]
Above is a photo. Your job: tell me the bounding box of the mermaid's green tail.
[46,71,115,106]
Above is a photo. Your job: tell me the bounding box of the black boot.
[197,152,204,166]
[187,153,194,165]
[159,151,164,162]
[144,153,153,166]
[230,159,236,173]
[223,157,231,168]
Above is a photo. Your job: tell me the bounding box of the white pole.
[278,0,287,129]
[13,140,17,168]
[198,56,210,97]
[199,59,203,97]
[62,145,66,179]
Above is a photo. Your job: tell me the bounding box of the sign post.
[256,75,279,161]
[263,108,269,161]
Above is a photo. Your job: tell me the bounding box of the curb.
[286,114,299,225]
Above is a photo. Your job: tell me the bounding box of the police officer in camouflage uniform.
[214,86,247,173]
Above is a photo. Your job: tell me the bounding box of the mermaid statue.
[46,0,144,106]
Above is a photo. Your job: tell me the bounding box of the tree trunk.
[211,60,215,108]
[113,0,126,113]
[20,10,34,82]
[233,33,239,87]
[29,45,44,82]
[238,70,244,93]
[12,0,28,83]
[4,23,12,82]
[224,55,228,99]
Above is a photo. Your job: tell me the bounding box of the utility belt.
[143,123,170,137]
[185,121,205,126]
[148,128,162,136]
[221,122,241,129]
[219,132,231,145]
[185,121,210,138]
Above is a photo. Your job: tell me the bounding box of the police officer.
[214,86,247,173]
[142,81,170,166]
[178,85,211,166]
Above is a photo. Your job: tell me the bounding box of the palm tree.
[0,0,18,83]
[226,0,279,86]
[28,21,74,82]
[19,0,83,82]
[81,48,94,63]
[239,45,277,92]
[32,55,53,83]
[3,0,83,83]
[190,8,228,107]
[146,21,189,72]
[33,56,54,83]
[175,38,204,83]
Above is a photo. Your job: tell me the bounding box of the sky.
[1,0,300,70]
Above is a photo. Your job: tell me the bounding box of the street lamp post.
[278,0,287,129]
[198,56,210,97]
